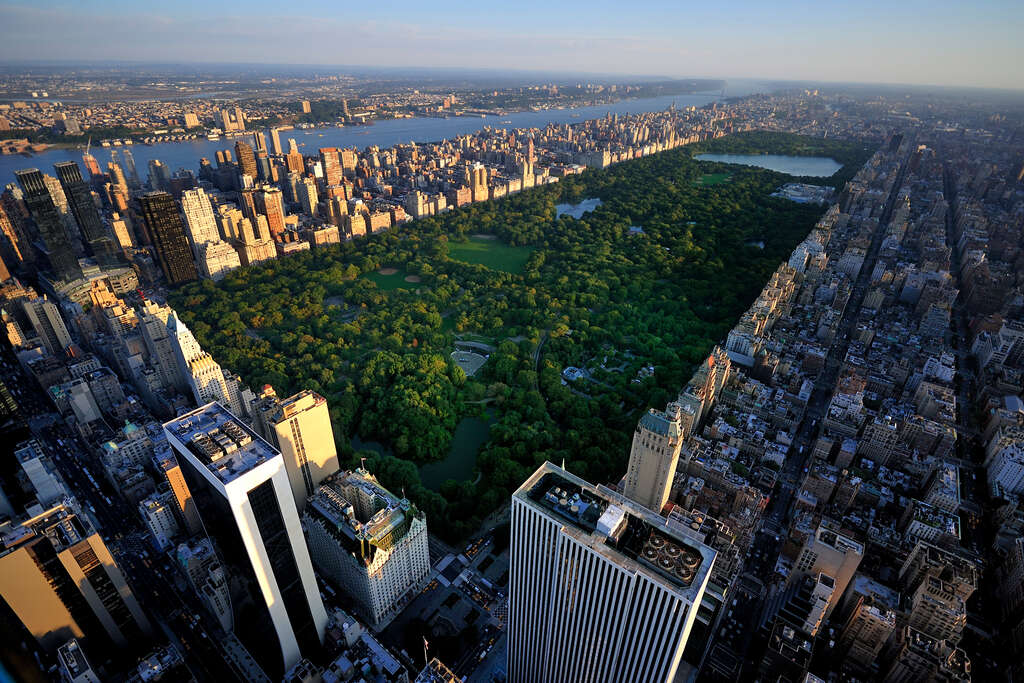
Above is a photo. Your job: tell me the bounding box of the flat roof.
[163,402,278,484]
[515,463,715,598]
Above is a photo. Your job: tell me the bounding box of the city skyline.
[0,0,1022,90]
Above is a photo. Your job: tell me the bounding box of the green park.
[170,131,875,541]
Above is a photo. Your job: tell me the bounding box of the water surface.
[695,153,842,177]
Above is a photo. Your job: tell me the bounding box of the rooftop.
[517,463,714,596]
[163,402,278,484]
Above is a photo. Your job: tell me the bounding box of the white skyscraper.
[163,402,328,679]
[262,390,340,510]
[166,312,241,414]
[509,463,715,683]
[180,187,221,247]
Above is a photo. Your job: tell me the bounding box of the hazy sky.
[1,0,1021,89]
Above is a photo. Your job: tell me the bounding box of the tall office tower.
[256,186,286,237]
[790,522,863,620]
[838,592,898,673]
[262,390,339,509]
[147,159,170,192]
[623,403,684,514]
[906,575,968,644]
[508,463,715,683]
[23,294,72,355]
[881,627,971,683]
[270,128,283,156]
[304,469,430,626]
[140,192,198,286]
[109,213,133,249]
[233,216,277,267]
[285,146,305,174]
[235,140,258,183]
[163,402,328,678]
[15,169,82,281]
[81,152,101,178]
[0,199,30,266]
[677,346,731,433]
[898,541,977,608]
[180,187,221,247]
[467,162,488,202]
[339,148,357,172]
[256,150,273,183]
[54,161,120,268]
[158,455,204,536]
[239,187,259,222]
[41,172,77,243]
[298,176,319,217]
[319,148,342,186]
[122,148,141,189]
[107,160,128,195]
[137,299,184,393]
[252,131,267,154]
[0,503,151,652]
[166,311,239,413]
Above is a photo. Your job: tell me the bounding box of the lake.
[418,415,492,491]
[350,414,493,491]
[695,153,843,177]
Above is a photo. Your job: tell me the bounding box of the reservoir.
[0,92,727,189]
[695,153,843,177]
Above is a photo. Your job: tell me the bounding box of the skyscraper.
[121,148,141,189]
[163,402,328,678]
[790,522,864,621]
[623,403,685,514]
[0,502,151,652]
[508,462,715,683]
[319,148,342,186]
[15,168,82,282]
[256,186,286,237]
[262,390,339,509]
[166,311,238,412]
[269,128,283,156]
[235,140,258,183]
[140,192,198,285]
[298,176,318,217]
[54,161,120,268]
[23,294,72,355]
[180,187,221,248]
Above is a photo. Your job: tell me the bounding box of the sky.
[1,0,1022,90]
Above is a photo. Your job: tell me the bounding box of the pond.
[418,415,493,491]
[695,153,842,177]
[556,198,603,219]
[350,415,493,491]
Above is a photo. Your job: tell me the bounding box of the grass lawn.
[698,172,732,186]
[448,235,534,274]
[361,268,411,291]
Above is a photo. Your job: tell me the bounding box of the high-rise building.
[22,294,72,355]
[166,311,239,413]
[175,538,233,632]
[269,128,283,156]
[15,168,82,281]
[220,107,245,133]
[147,159,170,192]
[180,187,221,247]
[57,639,100,683]
[508,462,715,683]
[235,140,258,183]
[0,503,151,652]
[196,240,241,281]
[882,627,971,683]
[256,186,286,237]
[54,161,120,268]
[623,403,684,514]
[467,162,488,202]
[298,176,318,217]
[285,146,305,174]
[304,469,430,626]
[140,192,198,285]
[252,131,267,154]
[838,593,897,672]
[319,148,342,186]
[262,390,339,509]
[300,100,311,114]
[121,149,141,189]
[158,455,203,536]
[163,402,328,678]
[790,522,864,621]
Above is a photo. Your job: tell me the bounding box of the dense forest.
[171,132,875,541]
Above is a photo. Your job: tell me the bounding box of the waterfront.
[695,153,843,177]
[0,93,731,189]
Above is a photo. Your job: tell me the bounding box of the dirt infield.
[378,267,399,275]
[404,275,422,283]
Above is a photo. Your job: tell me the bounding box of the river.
[0,83,772,189]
